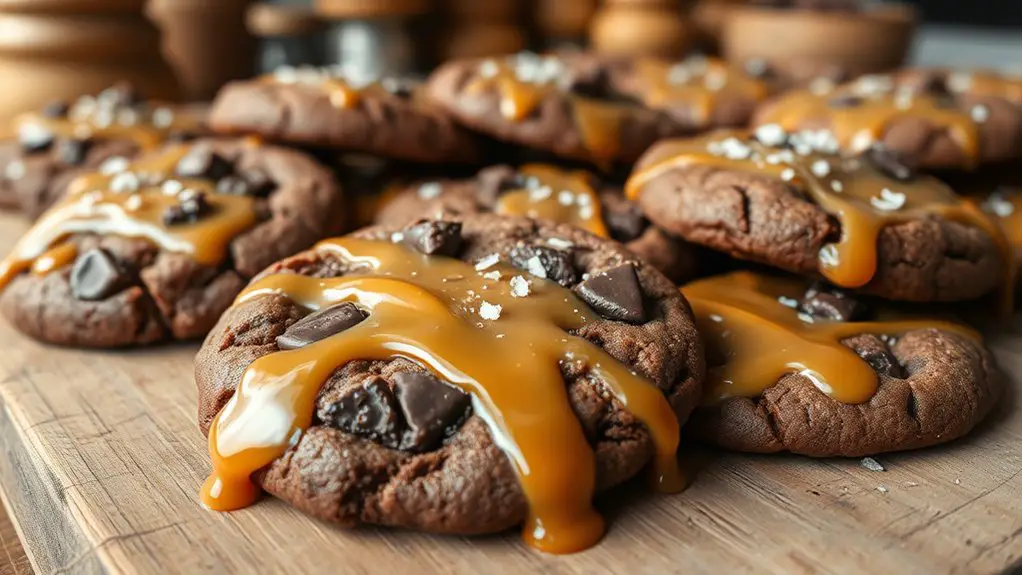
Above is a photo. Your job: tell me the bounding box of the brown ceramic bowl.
[723,4,917,83]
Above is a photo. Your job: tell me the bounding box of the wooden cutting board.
[0,210,1019,574]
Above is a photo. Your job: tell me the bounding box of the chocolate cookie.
[608,55,772,132]
[375,164,697,282]
[0,138,345,347]
[0,83,206,219]
[626,129,1007,302]
[752,71,1022,170]
[209,66,482,164]
[425,51,685,167]
[195,214,704,553]
[684,271,1001,457]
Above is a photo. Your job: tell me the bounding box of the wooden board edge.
[0,392,106,575]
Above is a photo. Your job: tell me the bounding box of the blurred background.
[0,0,1017,126]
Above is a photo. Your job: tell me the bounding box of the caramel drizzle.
[633,58,768,124]
[15,105,203,151]
[755,82,980,166]
[465,57,626,164]
[952,71,1022,103]
[0,144,258,290]
[625,131,1005,289]
[682,272,979,404]
[494,164,609,237]
[201,238,682,554]
[978,188,1022,253]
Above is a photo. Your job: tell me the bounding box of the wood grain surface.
[0,211,1020,574]
[0,503,31,575]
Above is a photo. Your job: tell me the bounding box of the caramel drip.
[682,272,979,404]
[626,131,1006,289]
[0,144,258,290]
[979,188,1022,252]
[30,242,77,275]
[201,238,682,554]
[15,105,203,151]
[957,71,1022,103]
[494,164,609,237]
[756,87,980,166]
[634,58,768,124]
[465,58,628,164]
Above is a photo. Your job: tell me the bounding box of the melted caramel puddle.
[465,56,630,164]
[756,81,979,166]
[632,58,769,124]
[626,131,1006,290]
[0,144,258,289]
[201,238,683,554]
[683,272,979,404]
[494,164,609,237]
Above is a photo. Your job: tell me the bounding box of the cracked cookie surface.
[194,214,705,536]
[0,138,345,347]
[209,67,482,164]
[684,272,1001,457]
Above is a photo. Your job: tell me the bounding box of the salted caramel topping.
[980,188,1022,252]
[683,272,978,404]
[756,77,980,166]
[634,57,769,124]
[201,238,682,554]
[16,100,202,152]
[30,242,78,276]
[626,130,1005,289]
[466,54,627,164]
[946,70,1022,103]
[494,165,609,237]
[269,65,414,110]
[0,144,258,290]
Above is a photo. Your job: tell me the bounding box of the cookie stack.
[0,47,1017,556]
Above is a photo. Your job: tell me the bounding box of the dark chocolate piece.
[69,248,128,301]
[393,371,471,452]
[509,244,578,287]
[575,264,646,324]
[401,220,463,257]
[276,302,369,350]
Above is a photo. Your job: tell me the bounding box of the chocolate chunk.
[18,123,54,153]
[855,338,904,379]
[604,201,647,243]
[393,371,470,452]
[401,220,463,257]
[800,281,866,321]
[509,244,578,287]
[41,100,70,118]
[216,169,275,197]
[865,146,915,181]
[575,264,646,324]
[175,145,234,181]
[322,376,404,447]
[828,94,863,109]
[57,138,93,166]
[162,190,212,226]
[276,302,368,350]
[69,248,128,301]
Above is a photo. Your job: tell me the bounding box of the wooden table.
[0,503,30,575]
[0,210,1020,574]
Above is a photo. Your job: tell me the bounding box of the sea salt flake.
[4,160,25,181]
[781,168,796,181]
[871,188,906,211]
[110,171,140,193]
[811,160,831,178]
[861,457,886,472]
[474,254,500,271]
[777,296,799,308]
[831,180,844,193]
[876,485,889,494]
[99,156,130,175]
[529,185,553,201]
[547,237,573,250]
[152,107,174,129]
[161,180,184,196]
[754,123,787,147]
[525,255,548,279]
[482,271,501,281]
[479,60,499,79]
[479,301,502,320]
[125,194,144,211]
[971,104,990,123]
[418,182,442,199]
[509,275,530,298]
[982,190,1015,217]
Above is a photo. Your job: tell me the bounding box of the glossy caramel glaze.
[201,238,683,554]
